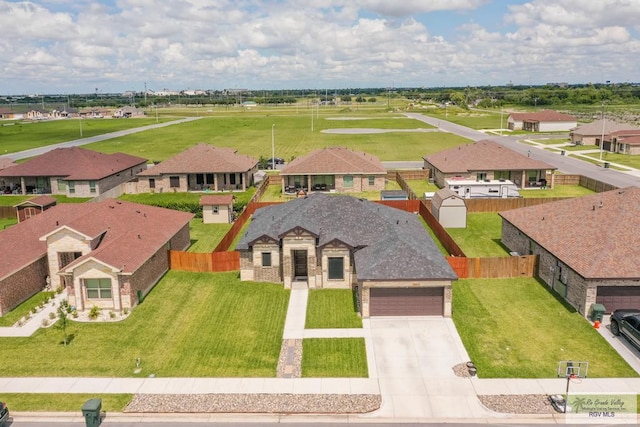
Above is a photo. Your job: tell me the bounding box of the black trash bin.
[81,398,102,427]
[604,162,610,169]
[589,303,606,322]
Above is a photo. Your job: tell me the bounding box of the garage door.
[369,287,443,316]
[596,286,640,313]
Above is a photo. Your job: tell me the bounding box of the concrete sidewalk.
[0,292,66,337]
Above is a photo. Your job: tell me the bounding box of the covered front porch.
[281,174,335,194]
[2,176,52,195]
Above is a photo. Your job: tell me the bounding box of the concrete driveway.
[365,317,491,419]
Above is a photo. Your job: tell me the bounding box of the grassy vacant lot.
[86,113,470,162]
[424,108,502,129]
[446,213,508,257]
[306,289,362,329]
[188,219,232,252]
[529,138,570,145]
[519,184,595,198]
[0,118,171,154]
[2,393,132,412]
[302,338,368,377]
[0,271,289,377]
[324,116,434,129]
[584,151,640,169]
[453,278,639,378]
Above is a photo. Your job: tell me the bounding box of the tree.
[58,306,69,346]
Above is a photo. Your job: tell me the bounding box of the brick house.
[0,147,147,197]
[136,144,258,193]
[279,147,386,194]
[0,200,192,316]
[237,193,457,317]
[423,140,556,189]
[569,119,640,146]
[0,157,17,193]
[507,110,577,132]
[600,129,640,155]
[499,187,640,316]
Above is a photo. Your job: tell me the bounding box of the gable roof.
[0,157,17,171]
[509,110,575,122]
[432,188,464,209]
[424,140,555,174]
[199,194,234,206]
[138,144,257,176]
[0,147,147,180]
[280,146,386,175]
[570,119,640,136]
[14,195,57,208]
[237,193,456,281]
[0,199,193,280]
[499,187,640,279]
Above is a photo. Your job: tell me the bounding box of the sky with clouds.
[1,0,639,94]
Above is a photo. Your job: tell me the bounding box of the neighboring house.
[0,108,14,119]
[0,158,17,193]
[601,129,640,155]
[431,189,466,228]
[569,119,640,145]
[25,109,48,120]
[499,187,640,316]
[507,110,577,132]
[136,144,258,193]
[50,107,78,118]
[113,106,145,118]
[0,199,192,316]
[14,195,57,222]
[200,194,234,224]
[0,147,147,197]
[237,193,457,317]
[78,108,110,118]
[279,147,386,194]
[423,140,556,189]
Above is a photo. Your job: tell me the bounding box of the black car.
[0,401,9,427]
[610,309,640,351]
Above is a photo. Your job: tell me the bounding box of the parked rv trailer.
[446,179,520,199]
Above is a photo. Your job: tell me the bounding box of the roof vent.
[56,221,59,226]
[592,205,595,211]
[599,201,603,208]
[137,234,141,239]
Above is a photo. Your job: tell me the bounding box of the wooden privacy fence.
[169,251,240,272]
[0,205,15,219]
[417,200,466,257]
[447,255,537,279]
[464,197,569,213]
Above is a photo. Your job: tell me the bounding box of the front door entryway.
[293,250,308,279]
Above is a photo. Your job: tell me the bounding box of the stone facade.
[0,258,48,316]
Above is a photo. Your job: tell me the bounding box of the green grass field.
[306,289,362,329]
[519,184,595,198]
[0,271,289,377]
[0,195,91,206]
[0,118,171,154]
[0,217,17,230]
[0,291,56,327]
[583,151,640,169]
[405,179,438,198]
[423,109,503,129]
[446,213,508,257]
[1,393,133,412]
[453,278,638,378]
[302,338,368,377]
[84,114,470,162]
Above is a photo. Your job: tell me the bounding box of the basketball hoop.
[557,361,588,414]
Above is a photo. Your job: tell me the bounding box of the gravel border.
[479,394,556,414]
[124,393,381,414]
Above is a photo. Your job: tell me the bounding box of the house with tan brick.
[279,147,386,194]
[136,144,258,193]
[0,200,192,316]
[499,187,640,316]
[423,140,556,189]
[0,147,147,197]
[237,193,457,317]
[507,110,577,132]
[569,119,640,146]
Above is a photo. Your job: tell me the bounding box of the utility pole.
[599,102,606,161]
[271,124,275,168]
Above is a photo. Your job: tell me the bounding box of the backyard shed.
[200,194,234,224]
[431,189,466,228]
[14,195,57,222]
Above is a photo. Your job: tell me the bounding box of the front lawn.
[446,213,508,257]
[302,338,368,377]
[584,151,640,169]
[2,394,132,412]
[453,278,639,378]
[0,217,17,231]
[0,291,56,327]
[0,271,289,377]
[306,289,362,329]
[188,219,232,252]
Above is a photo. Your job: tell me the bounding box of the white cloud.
[1,0,639,93]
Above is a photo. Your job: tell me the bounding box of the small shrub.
[56,286,63,294]
[17,320,23,327]
[41,319,49,327]
[24,313,31,321]
[88,306,100,320]
[31,307,38,314]
[72,310,78,319]
[109,311,116,319]
[44,296,50,304]
[48,312,56,320]
[123,307,129,315]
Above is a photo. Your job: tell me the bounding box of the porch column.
[20,177,26,195]
[213,174,218,191]
[281,175,285,194]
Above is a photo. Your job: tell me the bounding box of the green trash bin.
[81,398,102,427]
[604,162,610,169]
[589,304,606,322]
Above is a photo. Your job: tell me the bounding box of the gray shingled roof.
[570,119,639,136]
[237,193,456,281]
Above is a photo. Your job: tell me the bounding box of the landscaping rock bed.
[124,393,381,414]
[478,394,556,414]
